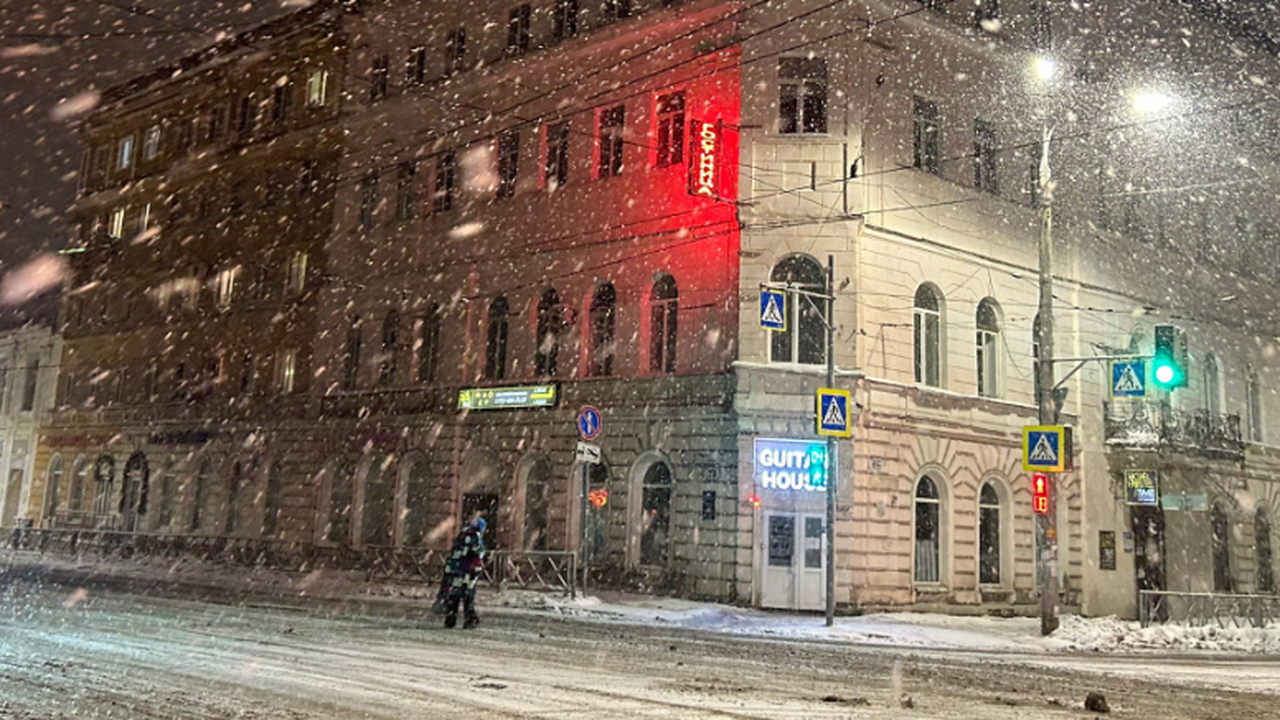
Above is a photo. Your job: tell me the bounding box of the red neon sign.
[1032,473,1049,515]
[688,119,719,198]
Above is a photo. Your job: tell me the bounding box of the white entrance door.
[761,512,826,610]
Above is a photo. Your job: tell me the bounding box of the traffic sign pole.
[825,255,836,628]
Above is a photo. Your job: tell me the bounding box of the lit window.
[117,136,135,170]
[215,267,238,310]
[655,92,685,168]
[286,251,308,295]
[108,208,126,239]
[276,349,297,393]
[597,105,625,178]
[307,69,329,107]
[143,126,162,160]
[779,58,827,134]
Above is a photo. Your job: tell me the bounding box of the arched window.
[159,461,177,531]
[914,284,942,387]
[121,452,148,532]
[1256,509,1274,594]
[1247,369,1264,443]
[378,308,400,386]
[978,482,1001,584]
[976,299,1001,398]
[69,457,88,514]
[361,455,394,546]
[262,461,283,538]
[914,476,942,583]
[44,454,63,523]
[1204,352,1222,415]
[523,456,552,551]
[650,275,678,374]
[402,456,430,546]
[639,462,673,566]
[325,457,355,544]
[191,459,212,533]
[535,288,562,377]
[589,283,616,376]
[485,295,510,380]
[93,454,114,519]
[769,256,826,365]
[1211,502,1232,592]
[341,316,362,390]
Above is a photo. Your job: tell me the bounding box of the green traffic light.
[1155,364,1175,385]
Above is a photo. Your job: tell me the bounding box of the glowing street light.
[1133,91,1174,114]
[1034,56,1058,82]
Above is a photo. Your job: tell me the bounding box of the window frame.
[977,481,1003,585]
[543,121,570,189]
[498,131,520,199]
[913,96,940,175]
[485,295,511,380]
[506,5,532,57]
[589,283,617,377]
[434,151,457,212]
[974,118,998,194]
[596,104,626,179]
[306,69,330,107]
[768,255,826,366]
[914,284,943,387]
[649,274,678,374]
[913,475,944,585]
[975,298,1001,398]
[654,91,685,169]
[779,57,828,135]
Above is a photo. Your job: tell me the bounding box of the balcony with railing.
[1105,401,1244,461]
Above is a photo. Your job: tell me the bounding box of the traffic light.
[1152,325,1188,389]
[1032,473,1050,515]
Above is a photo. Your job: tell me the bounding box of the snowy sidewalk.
[488,589,1280,657]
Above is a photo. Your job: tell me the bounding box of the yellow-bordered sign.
[816,388,853,438]
[1022,425,1066,472]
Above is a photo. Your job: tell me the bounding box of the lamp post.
[1035,122,1060,636]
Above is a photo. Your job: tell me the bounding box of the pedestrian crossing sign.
[1022,425,1066,472]
[760,289,787,331]
[816,388,853,437]
[1109,359,1147,398]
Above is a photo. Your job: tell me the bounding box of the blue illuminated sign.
[753,438,831,492]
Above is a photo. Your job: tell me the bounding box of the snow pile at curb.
[497,590,606,616]
[1050,614,1280,654]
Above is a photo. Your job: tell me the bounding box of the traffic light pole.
[1036,125,1060,636]
[825,255,836,628]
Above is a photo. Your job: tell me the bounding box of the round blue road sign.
[577,406,602,441]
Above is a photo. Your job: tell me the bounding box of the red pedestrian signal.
[1032,473,1049,515]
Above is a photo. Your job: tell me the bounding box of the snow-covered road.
[2,569,1280,718]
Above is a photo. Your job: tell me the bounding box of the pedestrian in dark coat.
[442,518,486,629]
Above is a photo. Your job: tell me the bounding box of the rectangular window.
[216,267,237,310]
[415,311,441,383]
[272,81,293,123]
[299,159,317,195]
[596,105,625,178]
[433,151,457,212]
[974,118,998,194]
[286,251,308,295]
[177,119,195,152]
[407,46,427,85]
[117,136,135,170]
[359,171,379,228]
[108,208,126,239]
[143,125,162,160]
[21,358,38,412]
[506,5,531,57]
[277,350,297,393]
[498,131,520,199]
[655,92,685,168]
[138,202,152,233]
[237,95,257,136]
[206,106,227,143]
[779,58,828,134]
[445,29,467,76]
[913,96,939,175]
[307,69,329,107]
[370,56,390,101]
[601,0,631,24]
[974,0,998,28]
[544,122,570,189]
[342,323,362,390]
[379,311,400,387]
[553,0,579,42]
[395,161,417,221]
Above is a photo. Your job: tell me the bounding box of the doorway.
[1132,504,1166,596]
[761,512,826,610]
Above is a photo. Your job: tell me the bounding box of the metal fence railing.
[5,526,576,598]
[1139,590,1280,629]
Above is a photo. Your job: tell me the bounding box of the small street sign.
[1110,359,1147,398]
[577,406,602,441]
[1124,469,1159,506]
[575,441,602,465]
[1160,492,1207,512]
[759,289,787,331]
[816,388,853,437]
[1022,426,1066,472]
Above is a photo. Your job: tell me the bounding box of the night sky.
[0,0,1277,329]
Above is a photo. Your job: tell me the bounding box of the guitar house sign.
[687,119,722,199]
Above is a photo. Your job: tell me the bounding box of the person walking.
[442,517,487,629]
